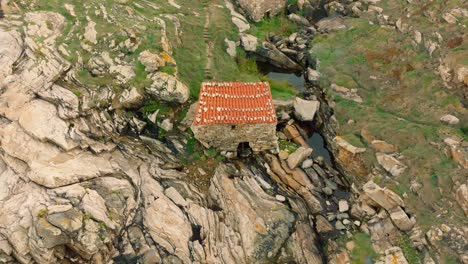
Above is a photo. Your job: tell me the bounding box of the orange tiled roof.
[193,82,277,125]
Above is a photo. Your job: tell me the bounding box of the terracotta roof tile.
[193,82,277,125]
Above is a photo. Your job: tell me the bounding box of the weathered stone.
[388,207,414,231]
[338,200,349,212]
[35,218,69,248]
[375,247,409,264]
[376,153,406,177]
[316,17,347,32]
[331,84,363,103]
[257,42,302,71]
[28,153,115,188]
[159,118,173,132]
[84,21,98,44]
[371,140,397,153]
[293,97,320,121]
[138,50,166,72]
[315,215,334,233]
[288,13,310,26]
[367,211,400,253]
[164,187,188,207]
[440,114,460,125]
[455,184,468,215]
[284,124,309,147]
[363,181,404,211]
[234,0,287,22]
[306,68,321,85]
[224,38,237,57]
[335,136,368,177]
[275,195,286,202]
[335,221,346,230]
[287,222,323,263]
[110,64,136,84]
[240,33,258,52]
[47,209,83,233]
[146,72,189,103]
[19,100,76,151]
[141,172,192,263]
[442,13,457,24]
[0,30,22,82]
[119,87,144,109]
[301,159,313,169]
[287,147,313,169]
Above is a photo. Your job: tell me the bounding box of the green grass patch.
[279,140,299,154]
[159,65,177,75]
[248,15,299,40]
[398,235,422,264]
[139,100,171,115]
[350,233,378,264]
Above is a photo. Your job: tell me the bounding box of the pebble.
[301,159,314,169]
[441,224,451,232]
[338,200,349,212]
[198,168,207,176]
[335,221,346,230]
[337,213,349,220]
[323,187,333,195]
[279,150,289,160]
[354,220,361,226]
[346,241,355,251]
[343,219,351,225]
[275,195,286,202]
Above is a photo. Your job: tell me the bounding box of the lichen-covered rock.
[119,87,144,109]
[146,72,189,103]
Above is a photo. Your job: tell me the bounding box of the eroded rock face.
[234,0,287,22]
[0,30,22,82]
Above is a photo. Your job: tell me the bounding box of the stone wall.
[191,123,278,153]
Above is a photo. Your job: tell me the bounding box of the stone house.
[191,82,278,155]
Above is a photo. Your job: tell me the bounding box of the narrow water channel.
[258,62,333,165]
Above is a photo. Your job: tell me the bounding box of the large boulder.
[316,17,347,32]
[257,42,302,71]
[234,0,287,22]
[440,114,460,125]
[293,97,320,121]
[146,72,190,103]
[363,181,404,211]
[376,153,406,177]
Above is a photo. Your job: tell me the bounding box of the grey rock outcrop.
[234,0,287,22]
[146,72,189,103]
[293,97,320,121]
[257,42,302,71]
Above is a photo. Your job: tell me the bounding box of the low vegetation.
[349,233,378,264]
[248,14,298,41]
[311,14,466,234]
